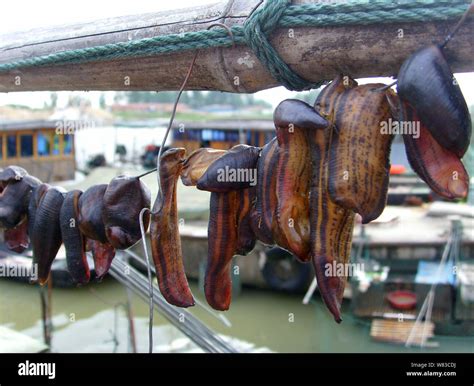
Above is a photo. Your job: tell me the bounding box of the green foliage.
[292,89,320,105]
[116,91,272,109]
[99,93,106,109]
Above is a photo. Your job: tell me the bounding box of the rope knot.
[243,0,322,91]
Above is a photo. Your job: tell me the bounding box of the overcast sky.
[0,0,473,109]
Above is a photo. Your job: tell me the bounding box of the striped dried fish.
[181,148,226,186]
[308,126,355,323]
[251,138,279,245]
[329,84,395,223]
[309,75,358,322]
[235,187,256,256]
[150,148,194,308]
[273,99,328,261]
[205,190,239,310]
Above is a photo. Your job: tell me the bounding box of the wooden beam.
[0,0,473,93]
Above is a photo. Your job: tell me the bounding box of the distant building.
[0,120,76,182]
[111,103,191,113]
[171,119,275,153]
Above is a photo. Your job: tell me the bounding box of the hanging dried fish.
[315,75,358,116]
[196,144,260,192]
[0,165,29,182]
[4,219,29,253]
[27,183,50,240]
[309,76,358,322]
[60,190,90,285]
[0,172,41,229]
[205,190,239,311]
[31,186,65,285]
[251,138,279,245]
[150,148,194,307]
[181,148,226,186]
[86,239,116,281]
[308,126,355,323]
[273,99,328,261]
[235,187,256,256]
[329,84,395,223]
[400,101,469,199]
[78,184,109,244]
[102,176,151,249]
[397,45,471,157]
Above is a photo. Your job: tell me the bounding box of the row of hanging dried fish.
[0,20,471,322]
[0,166,151,285]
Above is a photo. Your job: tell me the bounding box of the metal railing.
[109,252,238,353]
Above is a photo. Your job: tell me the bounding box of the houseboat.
[0,120,75,182]
[171,119,275,153]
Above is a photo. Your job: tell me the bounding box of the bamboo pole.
[0,0,472,93]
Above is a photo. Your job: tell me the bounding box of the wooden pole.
[0,0,473,93]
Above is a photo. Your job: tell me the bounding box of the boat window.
[53,134,60,155]
[37,133,50,156]
[202,129,212,141]
[20,134,33,157]
[7,135,16,158]
[38,132,60,156]
[63,134,73,155]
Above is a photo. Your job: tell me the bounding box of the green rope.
[243,0,320,90]
[0,0,470,90]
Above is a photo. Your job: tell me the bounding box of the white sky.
[0,0,473,109]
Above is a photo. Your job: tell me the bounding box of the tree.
[99,93,106,109]
[49,92,58,109]
[121,90,272,109]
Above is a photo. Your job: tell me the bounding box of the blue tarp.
[415,260,456,285]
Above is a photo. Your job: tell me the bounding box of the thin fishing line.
[139,207,154,353]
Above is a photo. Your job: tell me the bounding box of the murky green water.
[0,278,472,353]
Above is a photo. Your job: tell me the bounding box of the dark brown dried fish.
[401,101,469,199]
[4,219,29,253]
[197,144,260,192]
[397,45,471,157]
[78,184,108,244]
[102,176,151,249]
[31,187,65,285]
[0,174,41,229]
[60,190,90,285]
[86,239,116,280]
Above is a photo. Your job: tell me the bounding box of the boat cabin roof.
[0,120,77,132]
[171,119,274,132]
